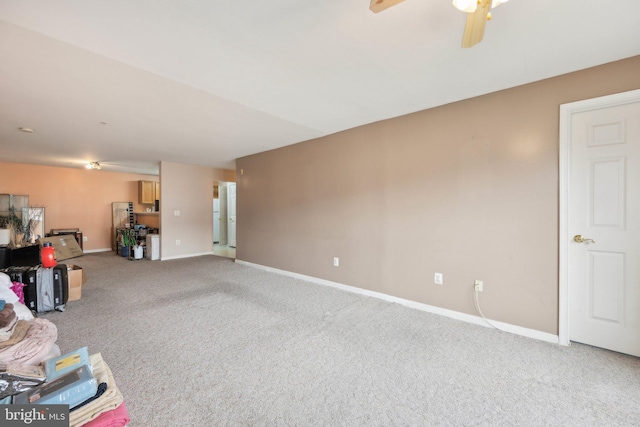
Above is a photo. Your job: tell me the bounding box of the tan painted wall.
[236,56,640,335]
[0,162,158,250]
[0,161,235,256]
[159,161,235,259]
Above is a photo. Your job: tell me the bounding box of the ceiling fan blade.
[461,0,491,48]
[369,0,406,13]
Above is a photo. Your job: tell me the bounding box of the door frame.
[558,88,640,347]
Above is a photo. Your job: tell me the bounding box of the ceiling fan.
[369,0,509,48]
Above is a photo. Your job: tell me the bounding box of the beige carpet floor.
[40,252,640,426]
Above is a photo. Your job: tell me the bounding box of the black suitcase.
[2,265,68,312]
[51,264,69,310]
[31,265,68,312]
[21,267,38,312]
[2,264,69,313]
[1,266,38,311]
[2,266,33,285]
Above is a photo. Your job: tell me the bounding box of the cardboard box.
[67,265,86,301]
[39,235,83,261]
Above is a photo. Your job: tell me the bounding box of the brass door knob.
[574,235,595,243]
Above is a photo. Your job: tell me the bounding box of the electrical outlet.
[474,280,484,292]
[82,236,88,242]
[434,273,443,285]
[174,210,181,216]
[333,257,339,267]
[176,240,181,246]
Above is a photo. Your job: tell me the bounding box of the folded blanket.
[71,382,107,412]
[70,354,124,427]
[0,316,18,341]
[0,320,31,350]
[82,402,130,427]
[0,311,16,329]
[0,303,14,321]
[0,319,58,365]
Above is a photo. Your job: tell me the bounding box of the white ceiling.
[1,0,639,175]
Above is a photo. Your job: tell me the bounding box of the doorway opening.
[213,181,236,259]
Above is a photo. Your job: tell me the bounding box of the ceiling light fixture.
[452,0,478,13]
[372,0,511,48]
[86,162,102,170]
[19,127,35,133]
[452,0,508,12]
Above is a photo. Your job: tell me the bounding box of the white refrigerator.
[146,234,160,260]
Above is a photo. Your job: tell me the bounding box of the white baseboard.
[161,251,214,261]
[83,248,112,253]
[235,259,559,345]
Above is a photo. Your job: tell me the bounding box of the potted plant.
[120,229,137,258]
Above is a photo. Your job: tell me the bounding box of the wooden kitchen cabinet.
[139,180,160,204]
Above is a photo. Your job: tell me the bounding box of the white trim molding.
[83,248,112,254]
[161,251,214,261]
[558,88,640,347]
[236,259,559,345]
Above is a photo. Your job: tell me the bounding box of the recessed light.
[19,127,35,133]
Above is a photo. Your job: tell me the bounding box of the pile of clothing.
[0,276,60,367]
[0,301,15,329]
[0,272,130,427]
[70,353,130,427]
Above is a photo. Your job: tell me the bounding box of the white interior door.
[213,198,220,243]
[228,183,237,248]
[219,184,228,246]
[560,90,640,357]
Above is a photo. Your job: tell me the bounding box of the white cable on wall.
[473,289,504,332]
